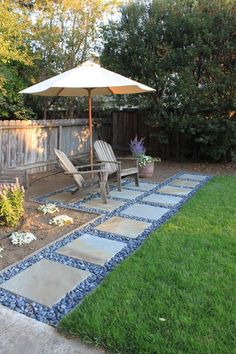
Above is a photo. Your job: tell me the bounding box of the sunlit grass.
[59,177,236,354]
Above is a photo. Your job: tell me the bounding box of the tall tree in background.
[0,0,35,119]
[31,0,118,119]
[0,0,119,119]
[101,0,236,161]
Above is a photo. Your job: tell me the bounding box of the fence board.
[0,118,111,171]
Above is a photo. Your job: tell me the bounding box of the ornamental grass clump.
[10,232,36,245]
[49,215,73,227]
[0,179,25,227]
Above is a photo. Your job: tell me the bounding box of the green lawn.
[59,177,236,354]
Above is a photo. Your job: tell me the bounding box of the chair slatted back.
[94,140,118,174]
[54,149,84,188]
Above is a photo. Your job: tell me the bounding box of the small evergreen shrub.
[0,179,25,227]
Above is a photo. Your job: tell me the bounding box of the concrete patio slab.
[0,305,23,334]
[170,179,200,188]
[0,305,105,354]
[178,173,207,181]
[157,185,192,196]
[109,189,144,200]
[121,203,170,221]
[95,216,151,239]
[57,233,126,266]
[82,198,125,211]
[142,193,183,206]
[1,260,90,307]
[123,181,157,191]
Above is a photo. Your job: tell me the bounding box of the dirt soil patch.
[0,200,98,271]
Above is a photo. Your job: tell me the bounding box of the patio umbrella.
[20,60,155,164]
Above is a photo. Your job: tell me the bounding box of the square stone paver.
[170,179,200,188]
[123,181,157,191]
[95,216,151,239]
[82,198,125,212]
[57,234,126,266]
[157,185,192,196]
[47,192,83,203]
[0,259,91,307]
[109,189,144,200]
[142,193,183,206]
[178,173,208,181]
[121,203,170,221]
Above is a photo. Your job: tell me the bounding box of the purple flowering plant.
[129,136,146,158]
[130,136,161,166]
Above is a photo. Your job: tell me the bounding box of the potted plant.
[130,137,161,178]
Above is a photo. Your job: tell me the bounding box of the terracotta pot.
[138,161,154,178]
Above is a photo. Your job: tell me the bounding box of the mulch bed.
[0,200,98,271]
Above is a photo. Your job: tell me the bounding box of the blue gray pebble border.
[0,172,211,326]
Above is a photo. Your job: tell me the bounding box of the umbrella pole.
[88,88,93,170]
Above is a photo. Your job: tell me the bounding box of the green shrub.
[0,179,25,227]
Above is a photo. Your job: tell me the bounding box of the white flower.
[38,203,59,215]
[10,232,36,245]
[138,154,161,166]
[159,317,167,322]
[49,215,73,227]
[0,246,3,258]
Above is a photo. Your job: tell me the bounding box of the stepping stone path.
[121,203,170,221]
[95,216,151,239]
[142,193,183,207]
[57,234,126,266]
[170,179,200,188]
[0,172,210,326]
[157,185,193,196]
[81,198,125,212]
[1,259,91,308]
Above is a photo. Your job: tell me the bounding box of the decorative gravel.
[0,172,211,326]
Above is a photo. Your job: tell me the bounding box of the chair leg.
[106,181,109,194]
[71,187,79,194]
[99,181,108,204]
[135,172,140,187]
[117,171,122,191]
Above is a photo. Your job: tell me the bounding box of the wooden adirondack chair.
[94,140,139,191]
[54,149,108,203]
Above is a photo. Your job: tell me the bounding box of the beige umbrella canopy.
[20,60,155,163]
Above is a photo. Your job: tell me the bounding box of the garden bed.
[0,200,98,271]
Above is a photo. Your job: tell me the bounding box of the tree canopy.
[101,0,236,161]
[0,0,118,119]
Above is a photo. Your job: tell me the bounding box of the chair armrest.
[75,163,105,169]
[65,169,106,175]
[98,160,120,165]
[117,157,138,168]
[117,157,138,161]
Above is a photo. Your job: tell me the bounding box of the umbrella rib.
[57,88,64,96]
[108,87,115,94]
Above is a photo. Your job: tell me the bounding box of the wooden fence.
[0,111,160,173]
[112,111,159,154]
[0,118,111,171]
